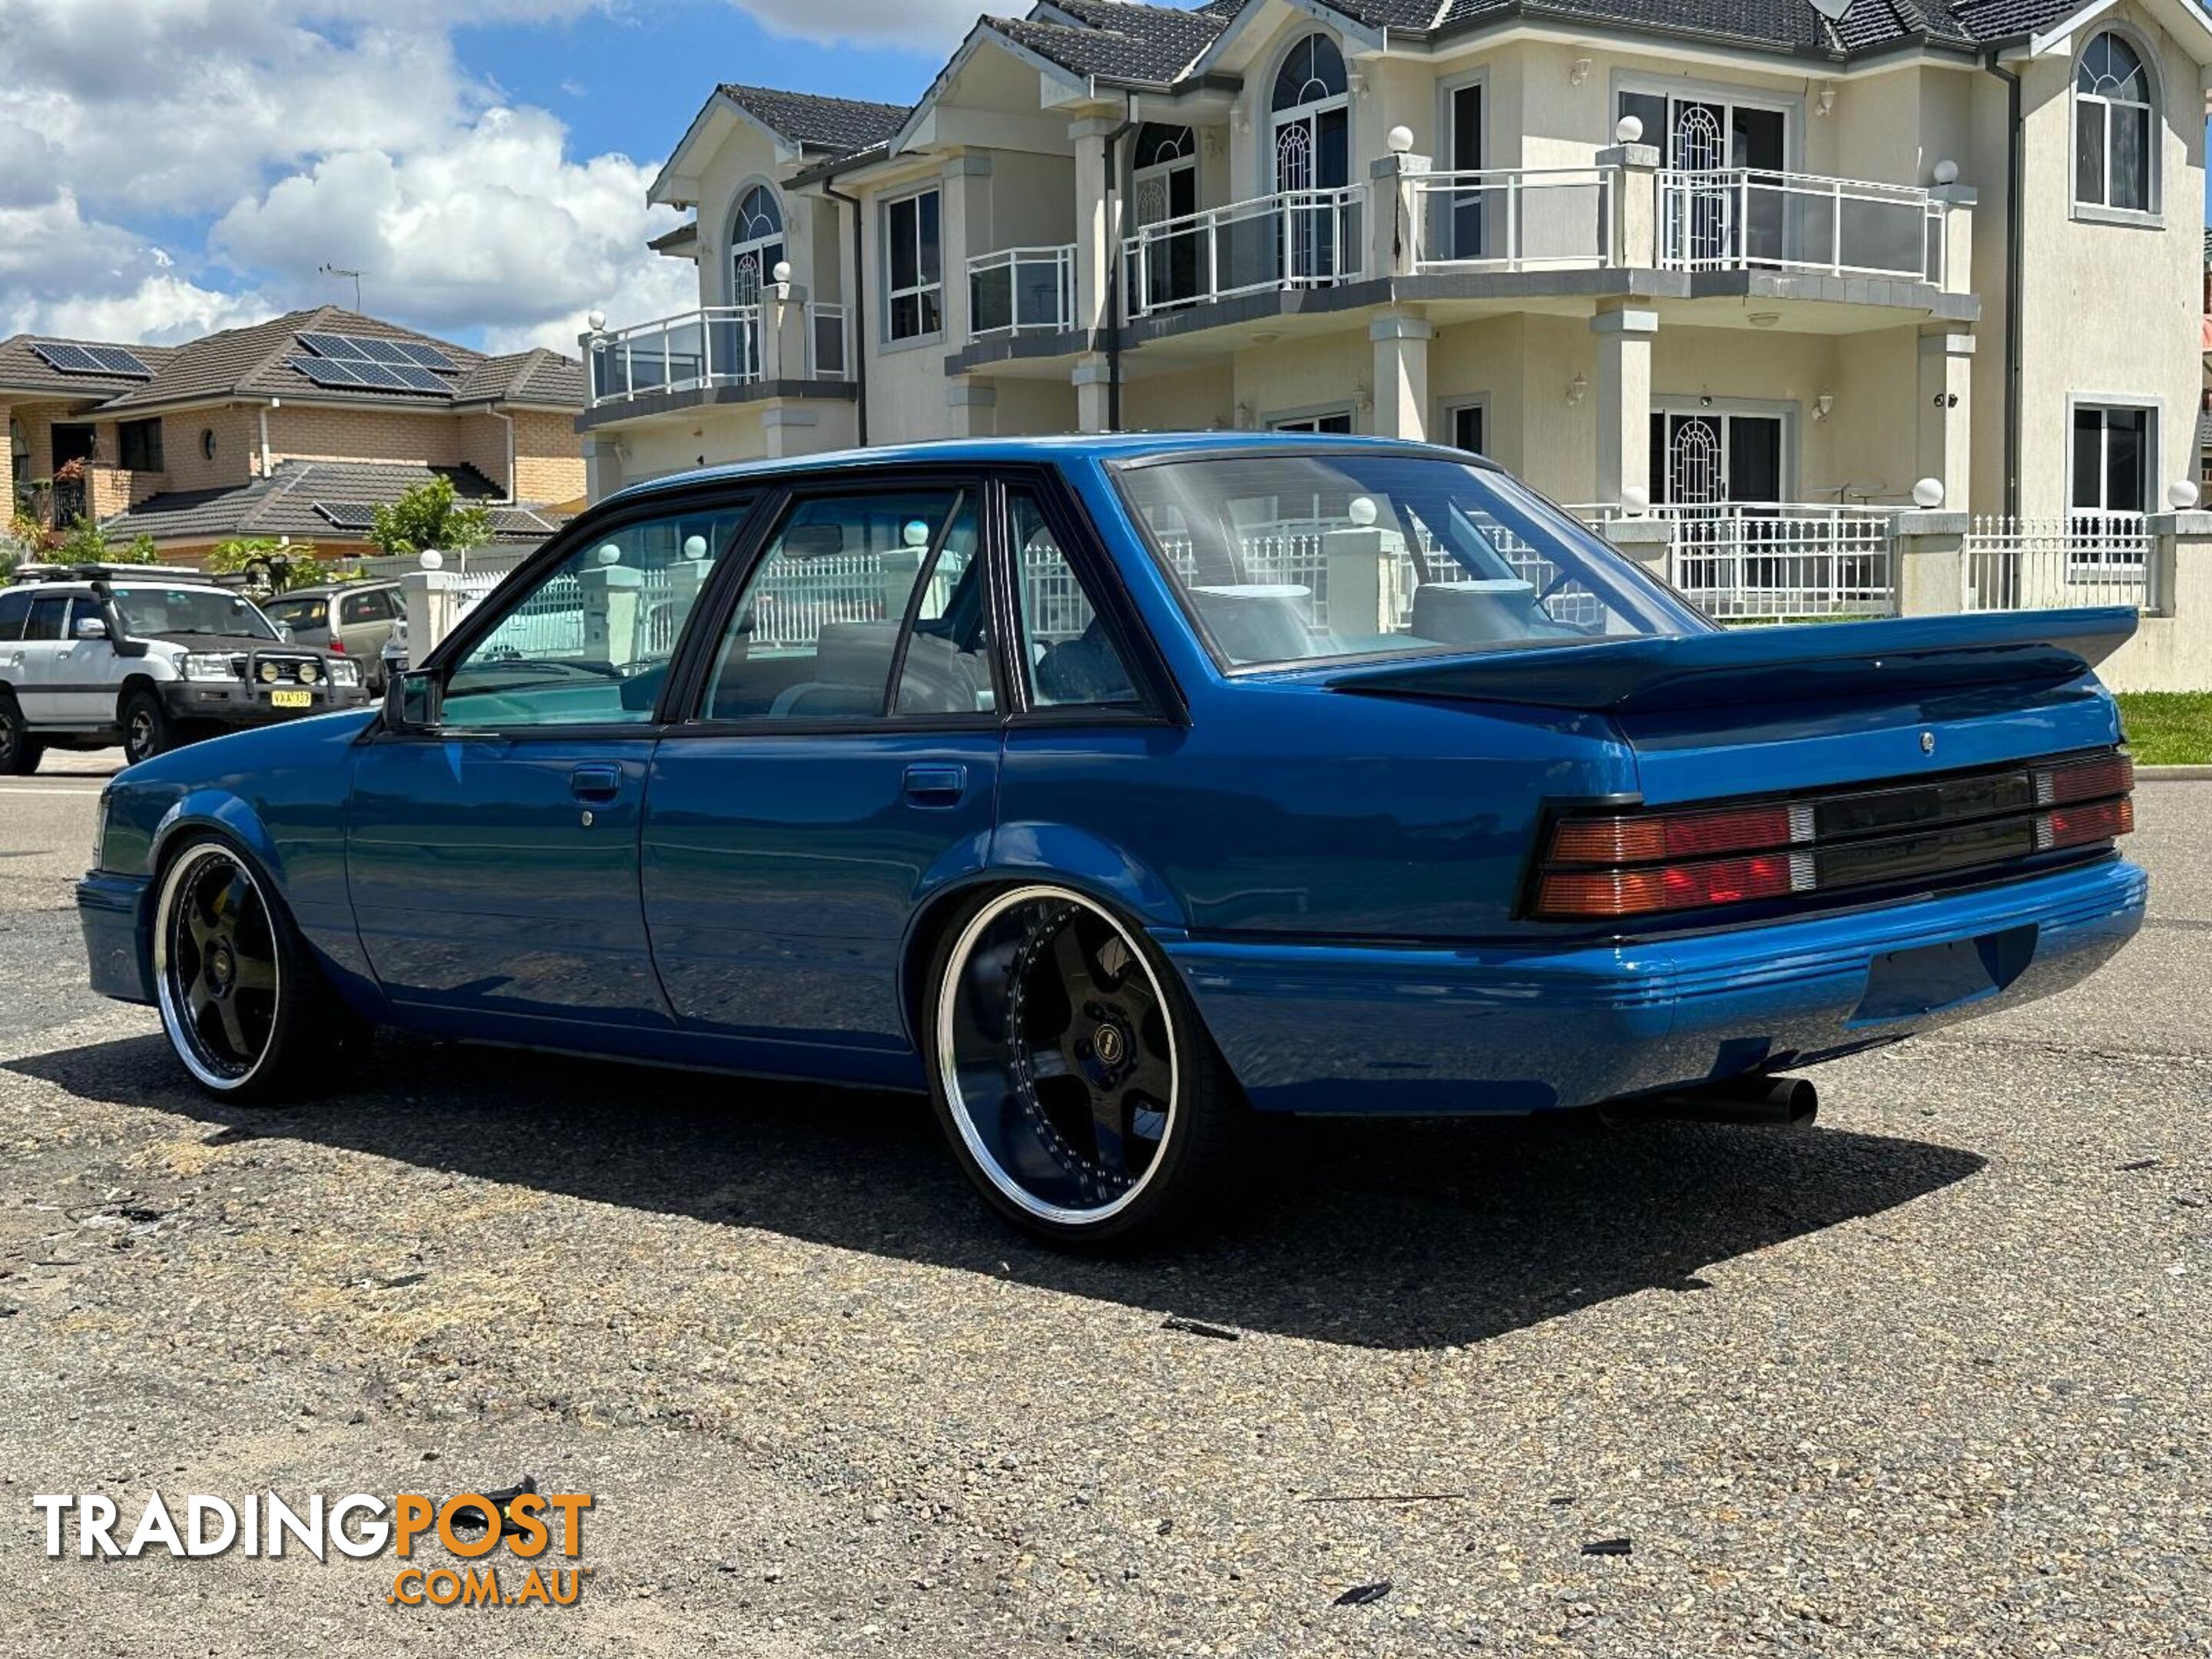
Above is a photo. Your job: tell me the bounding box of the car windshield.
[1115,452,1697,669]
[109,586,280,641]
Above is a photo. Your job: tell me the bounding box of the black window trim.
[667,468,1010,739]
[373,482,767,745]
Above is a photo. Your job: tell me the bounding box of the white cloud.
[0,1,702,353]
[724,0,984,51]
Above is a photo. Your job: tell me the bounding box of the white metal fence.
[1122,187,1364,319]
[1962,515,2154,613]
[1659,509,1896,620]
[586,306,760,405]
[1410,168,1616,272]
[1657,170,1945,283]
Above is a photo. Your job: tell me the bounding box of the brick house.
[2,306,587,563]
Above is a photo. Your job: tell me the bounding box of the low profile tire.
[0,694,40,775]
[122,688,174,766]
[153,836,369,1104]
[926,884,1247,1249]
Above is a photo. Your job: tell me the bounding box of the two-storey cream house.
[580,0,2210,551]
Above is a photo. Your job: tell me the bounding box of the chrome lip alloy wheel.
[154,844,282,1090]
[938,886,1180,1227]
[126,707,156,763]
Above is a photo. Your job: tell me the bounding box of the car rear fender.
[895,823,1187,1051]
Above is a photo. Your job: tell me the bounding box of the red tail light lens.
[2033,753,2131,806]
[2041,796,2133,851]
[1538,853,1801,919]
[328,637,346,653]
[1548,803,1800,865]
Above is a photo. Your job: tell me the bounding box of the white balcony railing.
[587,306,760,406]
[968,246,1076,337]
[1122,186,1365,320]
[1409,168,1616,273]
[1657,169,1945,283]
[808,302,849,380]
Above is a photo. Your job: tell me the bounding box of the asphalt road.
[1,757,2207,1656]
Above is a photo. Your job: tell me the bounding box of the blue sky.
[459,6,937,167]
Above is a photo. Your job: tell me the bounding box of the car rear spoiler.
[1320,608,2139,714]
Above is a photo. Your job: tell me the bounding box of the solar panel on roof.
[83,345,153,377]
[315,503,380,531]
[287,354,447,396]
[388,365,451,393]
[31,342,107,375]
[392,340,459,373]
[288,356,370,388]
[352,337,416,366]
[343,361,410,390]
[297,332,372,361]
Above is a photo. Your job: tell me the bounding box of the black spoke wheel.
[123,689,172,765]
[156,843,283,1090]
[0,694,33,776]
[929,886,1245,1246]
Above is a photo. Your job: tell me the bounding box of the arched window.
[2076,31,2154,213]
[1271,33,1346,113]
[730,184,786,306]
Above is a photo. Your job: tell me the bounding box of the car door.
[345,496,753,1039]
[639,475,1003,1079]
[9,594,75,726]
[0,589,31,715]
[52,597,120,724]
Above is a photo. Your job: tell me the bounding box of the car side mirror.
[385,668,443,733]
[73,615,108,641]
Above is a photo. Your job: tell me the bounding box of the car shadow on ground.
[11,1031,1985,1352]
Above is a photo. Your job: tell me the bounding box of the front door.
[1132,123,1200,310]
[640,479,1001,1081]
[346,499,752,1038]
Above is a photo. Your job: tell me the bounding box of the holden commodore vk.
[76,435,2147,1245]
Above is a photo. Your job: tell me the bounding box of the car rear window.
[1115,451,1697,669]
[267,598,328,629]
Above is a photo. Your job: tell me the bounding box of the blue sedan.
[78,436,2147,1244]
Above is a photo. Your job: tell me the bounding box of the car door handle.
[570,763,623,803]
[902,763,968,808]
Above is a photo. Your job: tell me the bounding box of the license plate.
[268,688,313,709]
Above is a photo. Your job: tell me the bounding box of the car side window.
[22,596,68,643]
[441,504,750,730]
[1010,489,1140,708]
[702,488,988,722]
[0,590,29,642]
[340,589,387,626]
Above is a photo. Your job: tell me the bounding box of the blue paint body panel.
[75,438,2151,1118]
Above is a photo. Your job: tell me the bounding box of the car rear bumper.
[1163,856,2148,1115]
[78,869,155,1005]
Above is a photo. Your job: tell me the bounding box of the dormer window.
[731,184,786,306]
[2075,31,2154,214]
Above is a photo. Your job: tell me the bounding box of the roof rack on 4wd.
[10,561,206,584]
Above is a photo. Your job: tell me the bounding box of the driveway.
[1,772,2205,1655]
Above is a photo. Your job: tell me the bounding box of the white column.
[946,377,997,438]
[580,434,621,505]
[1593,141,1660,267]
[1916,326,1973,512]
[1928,184,1976,293]
[939,156,989,349]
[578,557,644,667]
[1069,117,1120,337]
[1072,354,1113,434]
[1591,302,1657,507]
[1369,311,1432,441]
[1891,509,1968,616]
[1368,148,1430,278]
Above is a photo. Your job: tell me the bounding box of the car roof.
[6,578,233,597]
[601,432,1495,510]
[270,581,396,599]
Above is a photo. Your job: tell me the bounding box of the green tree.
[369,476,493,558]
[208,536,337,595]
[54,518,160,565]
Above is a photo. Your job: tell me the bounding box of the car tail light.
[1535,750,2134,922]
[328,637,346,653]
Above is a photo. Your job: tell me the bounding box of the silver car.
[263,581,402,690]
